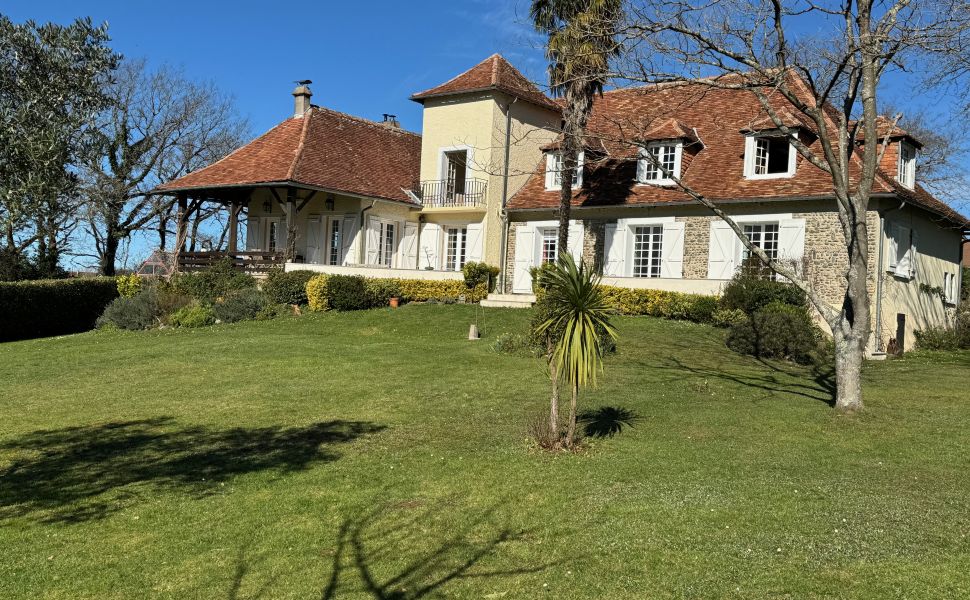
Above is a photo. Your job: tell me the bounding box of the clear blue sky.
[5,0,549,136]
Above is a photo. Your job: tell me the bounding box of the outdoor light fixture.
[325,195,335,211]
[262,200,271,213]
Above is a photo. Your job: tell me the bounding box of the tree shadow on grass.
[0,417,385,524]
[319,501,558,599]
[578,406,639,438]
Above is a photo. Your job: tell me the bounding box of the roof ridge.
[411,55,496,99]
[309,104,421,138]
[287,108,313,181]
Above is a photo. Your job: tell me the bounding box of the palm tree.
[531,0,622,253]
[535,254,617,448]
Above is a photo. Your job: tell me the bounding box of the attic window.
[545,151,584,190]
[744,133,797,179]
[898,142,916,188]
[637,142,682,185]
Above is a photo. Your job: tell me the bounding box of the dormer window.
[637,142,682,185]
[545,151,584,190]
[898,142,916,188]
[744,132,797,179]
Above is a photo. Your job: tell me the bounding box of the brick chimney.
[293,81,312,117]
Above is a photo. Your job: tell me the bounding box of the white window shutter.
[305,216,321,263]
[545,154,556,189]
[245,216,260,251]
[661,221,685,278]
[603,223,627,276]
[365,216,380,265]
[909,229,919,278]
[743,136,754,177]
[887,223,899,270]
[466,223,484,263]
[513,226,536,293]
[401,222,418,270]
[419,223,441,270]
[635,148,646,183]
[567,221,584,264]
[341,215,358,265]
[708,220,737,279]
[778,218,806,271]
[894,225,912,278]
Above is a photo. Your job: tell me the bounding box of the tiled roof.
[411,54,560,111]
[508,81,969,228]
[156,107,421,204]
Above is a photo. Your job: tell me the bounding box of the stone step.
[480,293,536,309]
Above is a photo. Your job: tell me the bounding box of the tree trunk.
[566,383,578,448]
[831,227,871,412]
[833,330,864,412]
[158,215,168,251]
[100,231,119,276]
[547,338,560,446]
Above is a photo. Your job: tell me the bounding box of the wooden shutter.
[894,224,912,278]
[341,215,358,265]
[305,216,321,264]
[419,223,441,270]
[660,221,685,278]
[364,216,380,265]
[513,226,535,293]
[603,222,627,277]
[778,218,806,271]
[708,220,737,279]
[401,222,418,270]
[245,217,260,251]
[466,222,484,263]
[567,221,584,263]
[544,154,556,189]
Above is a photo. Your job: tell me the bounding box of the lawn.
[1,305,968,599]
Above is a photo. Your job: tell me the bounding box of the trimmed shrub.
[0,277,119,341]
[367,279,403,306]
[214,288,269,323]
[599,286,717,324]
[170,258,256,303]
[97,288,159,331]
[327,275,371,311]
[116,273,143,298]
[726,301,820,363]
[263,269,315,305]
[306,275,329,312]
[392,279,487,303]
[169,303,216,328]
[711,307,748,328]
[720,270,806,314]
[463,262,499,291]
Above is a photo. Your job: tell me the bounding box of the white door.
[401,222,418,269]
[513,226,536,293]
[465,223,484,263]
[306,216,322,264]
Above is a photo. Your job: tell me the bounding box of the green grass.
[1,305,968,599]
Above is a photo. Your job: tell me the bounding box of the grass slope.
[0,305,968,599]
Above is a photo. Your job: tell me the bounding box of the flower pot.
[389,297,400,308]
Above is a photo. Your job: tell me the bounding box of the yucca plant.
[535,254,617,448]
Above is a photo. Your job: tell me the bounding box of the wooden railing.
[177,251,285,273]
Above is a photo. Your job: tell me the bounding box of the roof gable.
[411,54,560,111]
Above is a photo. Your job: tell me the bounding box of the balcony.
[416,178,487,208]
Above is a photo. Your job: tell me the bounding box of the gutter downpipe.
[497,97,518,294]
[358,200,376,264]
[875,200,906,352]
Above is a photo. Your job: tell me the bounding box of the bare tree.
[80,60,249,275]
[597,0,970,412]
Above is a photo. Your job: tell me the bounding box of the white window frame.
[374,220,397,268]
[743,132,798,179]
[637,142,683,185]
[898,141,917,189]
[444,226,468,272]
[545,151,585,190]
[326,216,343,266]
[540,227,559,263]
[738,221,781,267]
[887,222,915,280]
[631,225,664,278]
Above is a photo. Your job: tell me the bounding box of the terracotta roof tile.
[411,54,560,111]
[509,81,968,228]
[156,107,421,204]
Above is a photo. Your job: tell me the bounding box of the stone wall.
[503,224,517,293]
[679,216,712,279]
[582,220,607,272]
[794,210,879,310]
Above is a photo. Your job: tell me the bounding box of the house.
[156,55,968,352]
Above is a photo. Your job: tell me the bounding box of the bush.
[599,286,717,324]
[327,275,372,311]
[720,270,806,314]
[0,248,40,282]
[169,303,216,328]
[263,269,315,305]
[214,288,269,323]
[170,258,256,303]
[306,275,329,312]
[711,307,748,328]
[367,279,403,306]
[393,279,487,303]
[726,301,820,363]
[529,262,558,293]
[0,277,119,341]
[492,332,534,355]
[914,307,970,350]
[97,288,160,331]
[116,273,143,298]
[463,262,499,291]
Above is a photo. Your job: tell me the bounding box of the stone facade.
[581,220,607,272]
[679,215,712,279]
[794,210,879,311]
[503,223,517,293]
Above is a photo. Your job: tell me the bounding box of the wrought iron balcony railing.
[415,178,487,208]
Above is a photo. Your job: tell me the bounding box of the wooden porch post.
[285,187,297,261]
[174,192,188,272]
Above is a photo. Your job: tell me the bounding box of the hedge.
[306,274,488,312]
[0,277,119,342]
[599,286,718,323]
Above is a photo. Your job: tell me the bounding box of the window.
[638,143,681,184]
[744,134,796,178]
[267,221,279,252]
[445,227,467,271]
[741,223,780,264]
[541,228,559,263]
[632,225,664,278]
[545,152,584,189]
[328,219,342,265]
[378,222,396,267]
[898,142,916,188]
[888,223,914,278]
[445,150,468,199]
